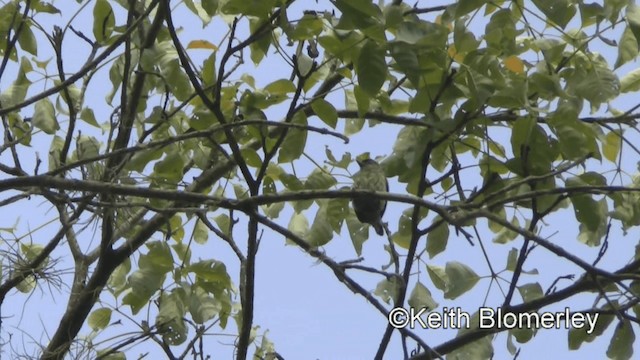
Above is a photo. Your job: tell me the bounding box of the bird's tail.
[374,222,384,236]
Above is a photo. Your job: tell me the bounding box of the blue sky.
[2,0,640,359]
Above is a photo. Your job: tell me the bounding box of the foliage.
[1,0,640,359]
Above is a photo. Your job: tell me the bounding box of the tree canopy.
[1,0,640,359]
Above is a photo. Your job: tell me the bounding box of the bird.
[352,158,388,236]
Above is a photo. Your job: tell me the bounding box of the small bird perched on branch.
[352,158,388,236]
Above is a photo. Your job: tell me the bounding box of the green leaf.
[388,126,429,174]
[21,243,46,265]
[426,264,448,292]
[389,42,420,85]
[184,0,211,25]
[517,282,543,302]
[296,54,314,77]
[311,98,338,128]
[108,259,131,296]
[305,168,337,190]
[506,332,518,355]
[88,308,112,331]
[577,221,608,247]
[325,148,351,168]
[607,320,635,360]
[448,312,494,359]
[193,219,209,244]
[306,204,334,247]
[444,261,480,299]
[98,349,125,359]
[356,40,387,96]
[528,71,562,99]
[93,0,115,43]
[76,135,100,160]
[158,56,193,102]
[333,0,384,41]
[7,112,31,146]
[621,68,640,92]
[17,21,37,55]
[408,282,438,311]
[280,172,304,190]
[214,214,231,238]
[391,207,413,249]
[485,10,517,53]
[510,117,556,175]
[548,104,600,161]
[374,276,402,304]
[569,66,620,108]
[384,4,403,28]
[492,216,520,244]
[32,98,59,134]
[395,21,429,44]
[15,275,35,293]
[264,79,296,95]
[241,148,263,168]
[626,4,640,49]
[140,241,174,274]
[506,248,518,271]
[510,325,534,344]
[568,309,614,350]
[454,18,480,53]
[288,13,323,40]
[56,82,81,112]
[570,194,605,232]
[106,56,124,104]
[202,0,218,16]
[222,0,276,18]
[0,2,19,43]
[426,219,449,258]
[407,87,430,113]
[189,286,219,324]
[278,112,307,163]
[124,268,166,314]
[578,172,608,186]
[336,0,381,18]
[327,197,349,233]
[202,52,217,87]
[249,17,272,64]
[344,89,365,135]
[233,183,248,200]
[287,212,308,243]
[156,291,188,345]
[579,2,604,25]
[456,0,488,17]
[603,130,622,163]
[188,260,231,286]
[346,213,369,255]
[615,26,639,69]
[48,136,64,171]
[80,107,100,127]
[33,2,61,14]
[126,148,163,172]
[319,32,363,63]
[353,85,370,118]
[531,0,576,28]
[262,177,285,219]
[153,152,185,182]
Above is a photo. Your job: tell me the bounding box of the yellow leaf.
[435,16,453,30]
[603,130,622,163]
[187,40,218,50]
[504,55,524,74]
[447,45,464,63]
